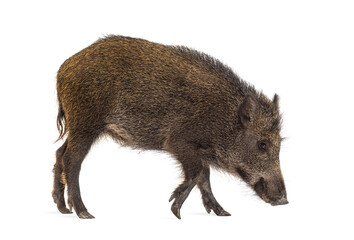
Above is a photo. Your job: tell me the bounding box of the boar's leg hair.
[197,166,230,216]
[169,178,198,219]
[168,138,205,219]
[52,140,71,214]
[58,130,99,219]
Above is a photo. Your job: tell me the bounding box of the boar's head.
[234,93,288,206]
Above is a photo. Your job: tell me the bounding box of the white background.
[1,0,353,239]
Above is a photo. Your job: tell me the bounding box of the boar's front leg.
[197,166,231,216]
[168,142,204,219]
[169,178,199,219]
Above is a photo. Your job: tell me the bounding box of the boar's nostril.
[271,197,289,206]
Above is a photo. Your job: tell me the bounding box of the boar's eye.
[258,142,267,151]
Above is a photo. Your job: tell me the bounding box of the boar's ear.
[273,94,279,108]
[238,95,257,128]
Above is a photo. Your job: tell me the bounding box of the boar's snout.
[270,187,288,206]
[270,194,288,206]
[253,176,288,206]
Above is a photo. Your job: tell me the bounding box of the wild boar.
[52,35,288,219]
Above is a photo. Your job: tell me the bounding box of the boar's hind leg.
[63,132,98,219]
[197,166,231,216]
[52,140,72,214]
[168,145,203,219]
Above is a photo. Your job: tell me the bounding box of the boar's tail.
[55,102,67,142]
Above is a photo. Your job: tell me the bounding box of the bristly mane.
[170,45,258,97]
[172,46,240,81]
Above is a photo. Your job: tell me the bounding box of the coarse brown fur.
[52,35,287,219]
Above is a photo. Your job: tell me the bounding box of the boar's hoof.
[78,211,95,219]
[53,193,73,214]
[201,196,231,216]
[215,209,231,216]
[203,204,231,216]
[58,207,73,214]
[171,203,181,220]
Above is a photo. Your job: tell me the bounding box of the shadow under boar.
[52,35,288,219]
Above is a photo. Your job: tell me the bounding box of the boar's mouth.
[253,177,288,206]
[236,167,288,206]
